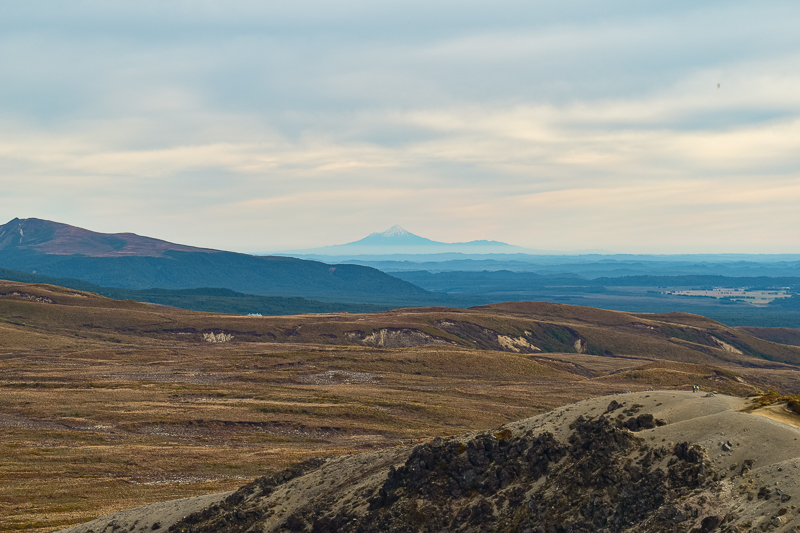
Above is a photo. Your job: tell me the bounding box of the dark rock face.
[168,458,326,533]
[369,430,566,510]
[169,414,722,533]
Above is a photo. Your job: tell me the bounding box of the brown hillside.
[2,280,800,531]
[0,218,216,257]
[739,326,800,347]
[3,282,798,367]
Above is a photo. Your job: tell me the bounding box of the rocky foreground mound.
[62,391,800,533]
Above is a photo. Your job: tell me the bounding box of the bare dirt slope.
[59,391,800,533]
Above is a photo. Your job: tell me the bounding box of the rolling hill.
[3,279,800,530]
[0,267,388,315]
[3,279,800,370]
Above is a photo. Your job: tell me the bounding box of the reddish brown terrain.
[0,218,215,257]
[1,280,799,531]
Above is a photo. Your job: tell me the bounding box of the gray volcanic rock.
[168,416,711,533]
[60,391,800,533]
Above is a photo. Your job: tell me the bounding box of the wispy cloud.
[0,1,798,252]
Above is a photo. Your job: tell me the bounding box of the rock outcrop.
[346,328,456,348]
[167,415,724,533]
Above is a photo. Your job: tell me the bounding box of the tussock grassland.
[0,345,587,531]
[1,281,799,531]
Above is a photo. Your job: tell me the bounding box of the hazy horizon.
[2,2,799,254]
[7,217,800,258]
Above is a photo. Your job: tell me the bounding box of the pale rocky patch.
[497,334,540,352]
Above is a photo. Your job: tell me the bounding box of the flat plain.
[1,281,799,531]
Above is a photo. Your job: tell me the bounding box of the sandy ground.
[753,403,800,429]
[57,491,234,533]
[59,390,800,533]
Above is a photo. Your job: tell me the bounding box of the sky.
[1,1,799,254]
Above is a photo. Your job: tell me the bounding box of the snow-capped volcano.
[353,226,440,247]
[372,225,412,238]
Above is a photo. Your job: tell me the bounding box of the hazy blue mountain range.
[390,270,800,327]
[275,225,550,255]
[3,218,800,327]
[339,256,800,278]
[274,225,800,278]
[0,218,436,305]
[393,270,800,294]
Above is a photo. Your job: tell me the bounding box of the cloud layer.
[1,1,799,253]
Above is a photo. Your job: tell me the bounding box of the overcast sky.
[2,1,799,253]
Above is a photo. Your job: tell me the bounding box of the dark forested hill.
[0,267,389,315]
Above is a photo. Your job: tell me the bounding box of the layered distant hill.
[278,225,535,255]
[268,223,800,327]
[0,267,389,315]
[0,218,436,305]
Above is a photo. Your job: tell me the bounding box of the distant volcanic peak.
[347,225,438,247]
[365,225,423,241]
[350,225,518,249]
[0,218,216,258]
[374,225,412,238]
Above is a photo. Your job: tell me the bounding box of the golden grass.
[1,281,798,531]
